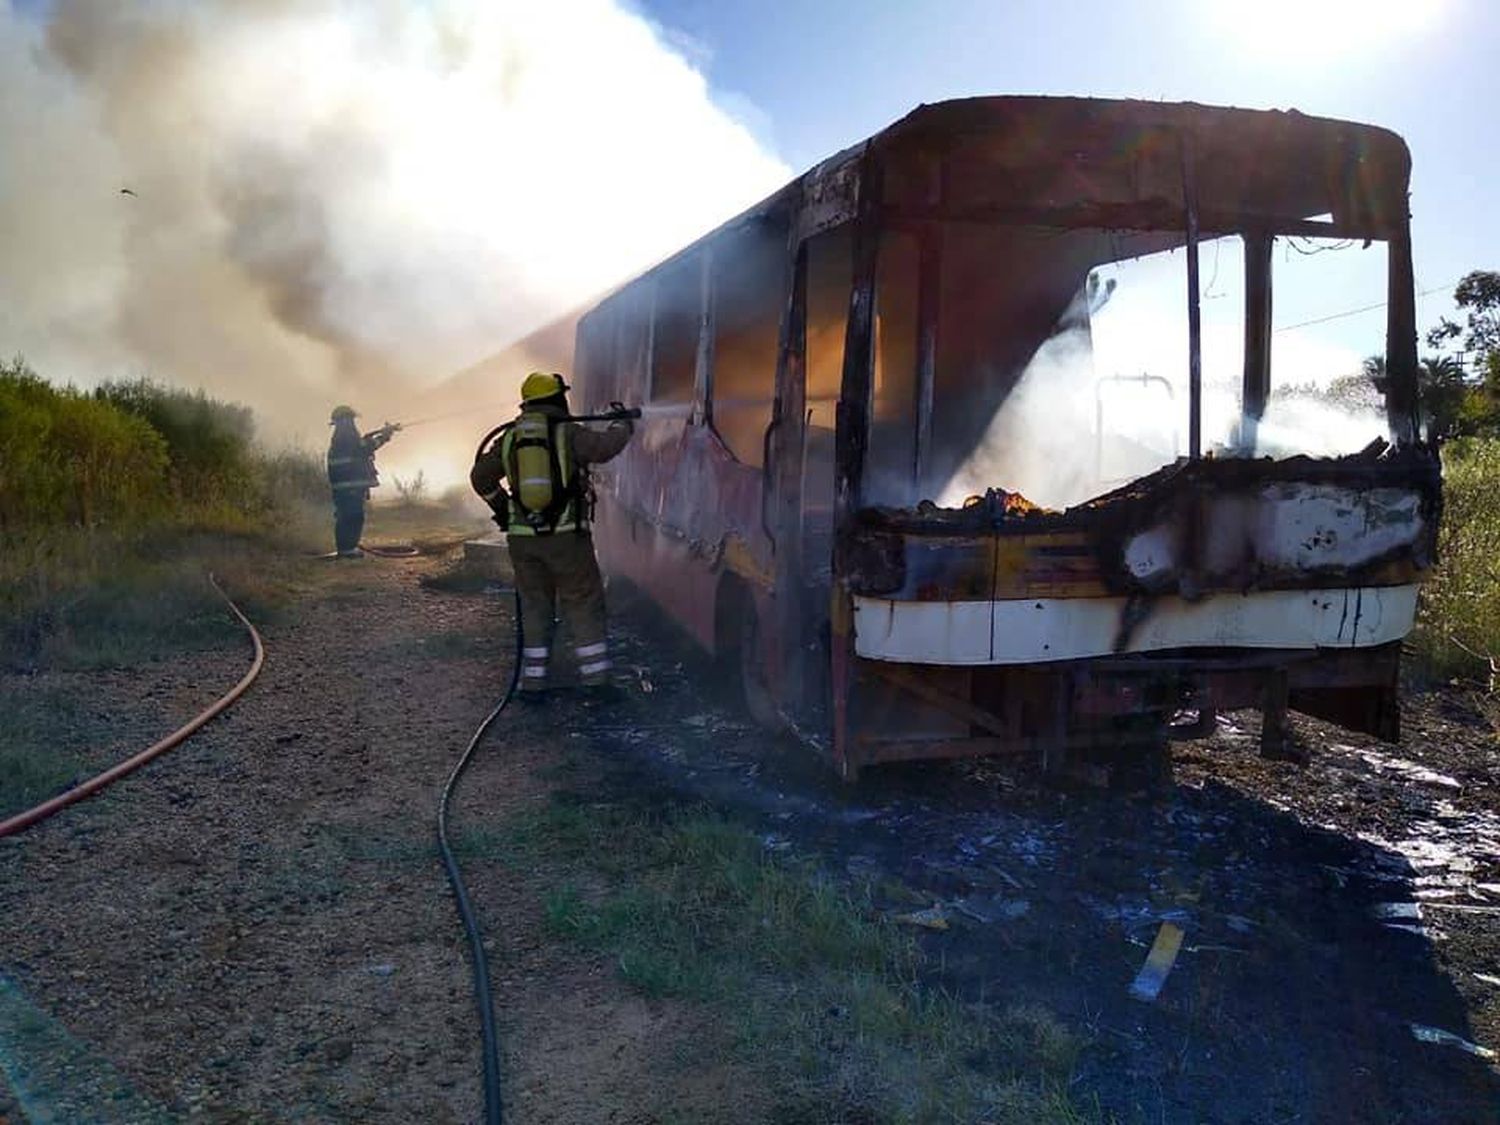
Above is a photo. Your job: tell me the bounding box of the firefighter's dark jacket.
[327,421,391,493]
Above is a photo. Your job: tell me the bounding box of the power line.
[1274,279,1460,334]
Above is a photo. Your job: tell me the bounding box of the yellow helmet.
[520,371,568,403]
[330,404,357,423]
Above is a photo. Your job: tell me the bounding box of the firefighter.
[326,405,399,558]
[486,371,633,698]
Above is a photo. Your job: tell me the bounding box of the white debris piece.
[1410,1023,1497,1060]
[1352,749,1462,792]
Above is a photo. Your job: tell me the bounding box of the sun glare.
[1209,0,1449,60]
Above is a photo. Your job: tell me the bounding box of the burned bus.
[572,96,1440,779]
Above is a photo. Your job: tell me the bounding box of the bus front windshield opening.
[862,224,1393,514]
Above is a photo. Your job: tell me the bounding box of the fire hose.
[436,405,640,1123]
[0,575,264,840]
[0,563,515,1121]
[435,585,522,1125]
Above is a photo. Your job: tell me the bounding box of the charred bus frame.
[573,97,1440,779]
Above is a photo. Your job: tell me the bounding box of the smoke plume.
[939,279,1391,512]
[0,0,789,448]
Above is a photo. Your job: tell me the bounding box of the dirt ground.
[0,550,754,1124]
[2,544,1498,1123]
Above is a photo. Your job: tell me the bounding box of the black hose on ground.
[436,586,521,1125]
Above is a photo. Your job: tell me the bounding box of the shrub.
[1416,437,1500,672]
[0,358,170,531]
[257,447,329,513]
[94,377,257,511]
[392,470,428,506]
[0,361,327,535]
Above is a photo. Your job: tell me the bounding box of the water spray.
[565,406,645,424]
[395,403,516,430]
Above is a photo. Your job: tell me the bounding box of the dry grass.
[1414,438,1500,683]
[0,526,313,819]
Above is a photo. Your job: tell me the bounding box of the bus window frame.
[703,213,795,468]
[832,214,1418,517]
[646,249,707,414]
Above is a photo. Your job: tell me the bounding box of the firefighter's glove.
[367,422,399,449]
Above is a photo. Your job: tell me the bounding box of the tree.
[1415,271,1500,439]
[1426,270,1500,362]
[1349,353,1476,441]
[1418,355,1473,440]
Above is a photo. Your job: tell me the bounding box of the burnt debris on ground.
[580,593,1500,1124]
[2,550,1497,1123]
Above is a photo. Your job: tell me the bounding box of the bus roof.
[584,95,1411,324]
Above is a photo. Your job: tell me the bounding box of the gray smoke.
[0,0,788,448]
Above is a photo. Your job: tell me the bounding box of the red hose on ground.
[0,574,264,840]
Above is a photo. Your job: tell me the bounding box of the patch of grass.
[0,683,99,820]
[505,799,1092,1125]
[1415,437,1500,681]
[38,573,236,670]
[0,526,308,816]
[0,975,174,1124]
[0,529,297,672]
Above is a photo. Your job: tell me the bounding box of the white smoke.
[0,0,790,445]
[938,265,1391,513]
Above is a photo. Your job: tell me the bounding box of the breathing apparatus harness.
[470,403,639,534]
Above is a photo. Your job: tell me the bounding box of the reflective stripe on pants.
[520,645,549,689]
[507,531,608,683]
[577,641,610,685]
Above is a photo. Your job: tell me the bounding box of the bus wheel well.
[714,573,750,658]
[713,573,779,729]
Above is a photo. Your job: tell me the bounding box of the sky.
[1,0,1494,472]
[0,0,791,433]
[634,0,1495,347]
[618,0,1497,500]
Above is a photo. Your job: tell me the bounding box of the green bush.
[0,359,170,531]
[256,446,328,514]
[1416,437,1500,673]
[0,360,327,536]
[95,376,258,513]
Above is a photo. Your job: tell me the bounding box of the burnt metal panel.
[873,97,1411,239]
[1182,137,1203,461]
[850,445,1439,602]
[798,147,864,242]
[1243,233,1274,435]
[1386,226,1421,445]
[833,151,883,549]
